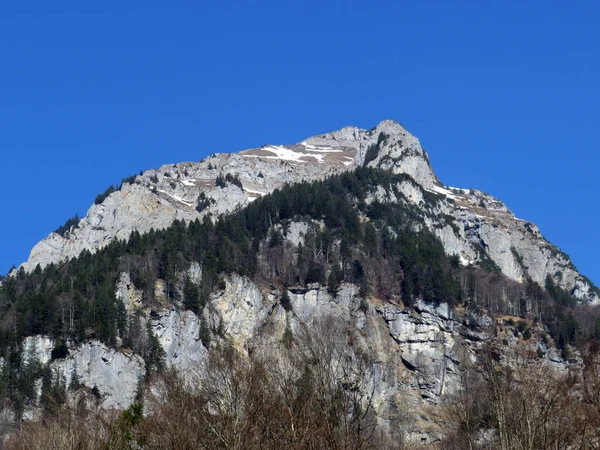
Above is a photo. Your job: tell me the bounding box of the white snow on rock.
[242,187,266,196]
[242,145,311,163]
[156,189,194,206]
[431,185,459,199]
[301,143,343,152]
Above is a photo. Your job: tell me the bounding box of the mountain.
[2,120,600,448]
[21,120,599,302]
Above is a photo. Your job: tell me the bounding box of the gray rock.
[152,308,207,374]
[22,336,144,410]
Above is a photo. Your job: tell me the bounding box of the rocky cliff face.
[19,273,566,444]
[20,120,597,302]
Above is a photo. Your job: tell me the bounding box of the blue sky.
[0,1,598,285]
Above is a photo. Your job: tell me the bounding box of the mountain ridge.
[17,120,598,303]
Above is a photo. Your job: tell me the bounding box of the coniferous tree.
[69,363,81,392]
[327,265,342,297]
[280,289,292,312]
[199,315,211,348]
[183,278,200,313]
[144,322,165,373]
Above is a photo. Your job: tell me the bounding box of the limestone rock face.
[152,308,207,374]
[20,120,597,302]
[22,336,144,410]
[211,274,271,352]
[421,185,598,302]
[65,342,145,409]
[9,120,596,444]
[14,274,570,444]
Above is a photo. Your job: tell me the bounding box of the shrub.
[54,214,81,237]
[225,173,243,188]
[120,174,137,186]
[358,298,369,313]
[215,175,227,188]
[91,385,102,399]
[51,339,69,360]
[94,185,116,204]
[196,193,212,213]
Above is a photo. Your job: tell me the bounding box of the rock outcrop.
[23,336,144,410]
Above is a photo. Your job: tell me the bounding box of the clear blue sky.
[0,1,598,285]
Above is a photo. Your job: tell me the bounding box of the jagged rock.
[63,341,144,409]
[284,222,310,247]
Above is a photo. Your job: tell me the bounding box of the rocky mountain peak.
[17,120,598,303]
[302,120,409,148]
[6,119,599,447]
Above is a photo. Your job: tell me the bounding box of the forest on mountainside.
[0,168,599,423]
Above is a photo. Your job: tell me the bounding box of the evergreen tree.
[199,315,211,348]
[69,363,81,392]
[183,278,200,313]
[144,322,165,373]
[280,289,292,312]
[327,265,342,297]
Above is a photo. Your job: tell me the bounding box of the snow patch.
[156,189,194,206]
[242,145,344,164]
[243,187,266,196]
[243,145,308,162]
[431,185,459,200]
[459,254,472,266]
[430,184,471,201]
[447,186,471,194]
[181,179,196,186]
[301,143,343,152]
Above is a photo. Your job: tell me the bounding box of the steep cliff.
[16,272,571,445]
